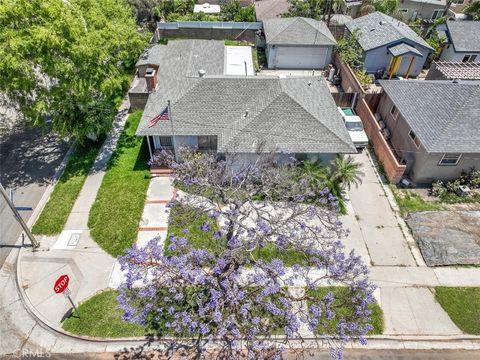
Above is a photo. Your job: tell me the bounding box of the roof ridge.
[282,91,354,150]
[267,17,299,43]
[222,83,285,151]
[434,85,480,150]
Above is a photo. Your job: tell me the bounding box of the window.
[408,130,421,148]
[439,153,462,166]
[390,104,399,119]
[159,136,173,148]
[462,54,477,63]
[198,136,217,151]
[431,9,443,19]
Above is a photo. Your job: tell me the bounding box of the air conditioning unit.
[382,128,391,139]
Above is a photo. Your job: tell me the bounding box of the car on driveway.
[337,107,368,149]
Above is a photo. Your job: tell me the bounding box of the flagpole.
[168,100,176,161]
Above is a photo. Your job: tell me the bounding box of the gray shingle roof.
[136,39,354,154]
[345,12,433,52]
[379,80,480,153]
[446,21,480,53]
[263,17,336,46]
[388,43,423,57]
[136,44,166,66]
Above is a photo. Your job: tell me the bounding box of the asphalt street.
[0,111,68,268]
[2,349,479,359]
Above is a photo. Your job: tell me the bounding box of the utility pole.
[0,183,40,249]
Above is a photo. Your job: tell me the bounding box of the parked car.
[337,107,368,149]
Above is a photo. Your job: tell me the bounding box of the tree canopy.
[119,149,375,359]
[0,0,147,141]
[464,0,480,20]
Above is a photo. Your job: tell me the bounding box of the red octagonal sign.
[53,274,69,294]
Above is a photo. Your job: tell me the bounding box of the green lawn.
[165,203,312,267]
[435,287,480,335]
[390,186,444,217]
[164,203,225,256]
[32,140,102,235]
[307,287,384,335]
[62,290,146,337]
[88,111,151,257]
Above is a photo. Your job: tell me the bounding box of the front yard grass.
[62,290,147,337]
[32,140,102,235]
[390,185,444,217]
[307,287,384,335]
[88,111,150,257]
[435,287,480,335]
[165,203,314,267]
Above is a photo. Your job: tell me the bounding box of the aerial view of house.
[376,80,480,183]
[2,1,480,359]
[263,17,337,69]
[133,39,355,164]
[440,20,480,63]
[345,11,434,78]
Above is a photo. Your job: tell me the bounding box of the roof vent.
[379,20,385,25]
[452,79,458,83]
[307,80,312,86]
[198,69,206,77]
[244,109,249,118]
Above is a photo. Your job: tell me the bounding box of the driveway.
[342,150,417,266]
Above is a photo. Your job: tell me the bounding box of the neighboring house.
[376,80,480,184]
[440,21,480,63]
[133,39,356,165]
[397,0,447,21]
[426,61,480,80]
[345,12,434,78]
[194,3,220,14]
[263,17,337,69]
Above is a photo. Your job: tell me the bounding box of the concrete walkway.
[17,101,130,328]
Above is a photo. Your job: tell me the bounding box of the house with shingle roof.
[345,12,433,78]
[263,17,336,69]
[133,39,355,165]
[440,21,480,63]
[375,80,480,183]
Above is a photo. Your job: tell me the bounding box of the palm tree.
[329,155,365,191]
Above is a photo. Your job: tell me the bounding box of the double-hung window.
[198,136,217,152]
[408,130,421,148]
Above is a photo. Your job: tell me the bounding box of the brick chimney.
[145,67,157,92]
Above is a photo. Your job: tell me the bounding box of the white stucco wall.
[440,44,480,63]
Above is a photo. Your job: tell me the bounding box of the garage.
[263,17,336,70]
[272,45,330,69]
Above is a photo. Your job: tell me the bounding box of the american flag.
[148,106,169,127]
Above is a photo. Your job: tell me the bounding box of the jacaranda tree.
[118,149,376,359]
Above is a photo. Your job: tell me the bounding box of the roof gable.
[446,21,480,53]
[263,17,336,46]
[345,12,433,52]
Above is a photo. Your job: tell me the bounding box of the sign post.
[53,274,80,318]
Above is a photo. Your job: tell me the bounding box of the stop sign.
[53,274,70,294]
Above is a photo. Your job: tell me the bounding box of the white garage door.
[274,46,329,69]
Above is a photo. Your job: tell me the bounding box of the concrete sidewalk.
[17,101,130,328]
